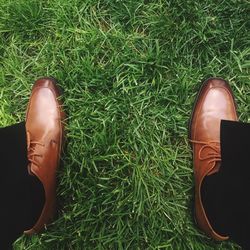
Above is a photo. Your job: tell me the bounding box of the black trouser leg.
[219,120,250,248]
[201,120,250,249]
[0,122,45,249]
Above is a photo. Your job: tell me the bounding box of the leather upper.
[190,78,238,240]
[24,78,65,234]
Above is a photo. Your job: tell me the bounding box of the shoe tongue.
[207,162,221,176]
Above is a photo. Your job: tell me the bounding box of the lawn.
[0,0,249,249]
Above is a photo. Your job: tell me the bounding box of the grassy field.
[0,0,249,249]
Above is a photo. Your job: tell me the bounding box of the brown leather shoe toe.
[24,77,65,235]
[189,78,238,240]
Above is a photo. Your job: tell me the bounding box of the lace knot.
[190,139,221,165]
[27,131,45,168]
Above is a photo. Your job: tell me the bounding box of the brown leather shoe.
[24,77,65,235]
[189,78,238,240]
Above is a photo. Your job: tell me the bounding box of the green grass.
[0,0,249,249]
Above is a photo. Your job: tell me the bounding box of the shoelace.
[27,131,45,167]
[190,140,221,165]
